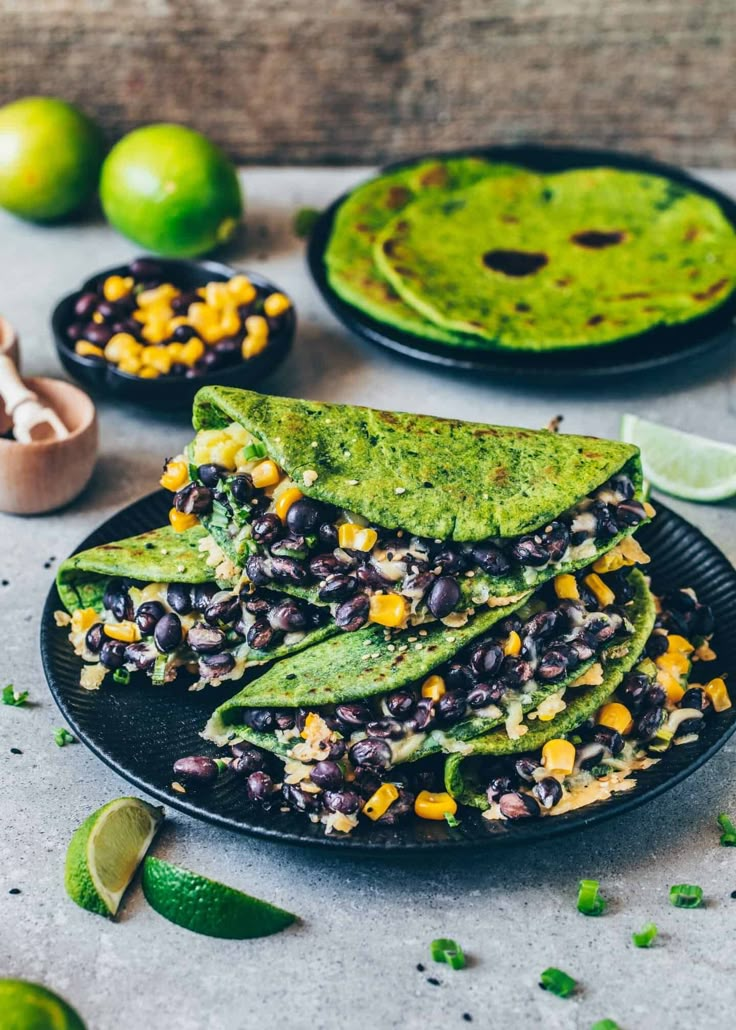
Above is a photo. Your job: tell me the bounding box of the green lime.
[100,124,242,256]
[0,97,104,222]
[65,797,164,918]
[141,855,296,938]
[0,980,85,1030]
[621,413,736,502]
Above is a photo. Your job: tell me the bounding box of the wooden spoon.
[0,354,70,442]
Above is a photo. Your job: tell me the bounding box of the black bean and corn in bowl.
[52,258,295,407]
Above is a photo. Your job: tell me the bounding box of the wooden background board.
[1,0,734,166]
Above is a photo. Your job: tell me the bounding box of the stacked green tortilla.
[325,158,736,351]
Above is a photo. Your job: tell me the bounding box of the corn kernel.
[117,356,142,375]
[180,338,206,367]
[167,316,189,331]
[103,621,140,643]
[137,284,178,308]
[141,319,171,345]
[252,459,281,489]
[274,487,304,522]
[421,675,446,701]
[166,342,184,363]
[584,573,616,608]
[204,282,230,310]
[338,524,378,552]
[242,335,269,359]
[71,608,99,634]
[137,367,159,379]
[363,783,399,821]
[667,634,694,654]
[104,333,141,364]
[541,738,576,775]
[656,650,690,678]
[503,630,521,656]
[160,460,189,492]
[227,275,257,305]
[643,501,656,518]
[245,315,269,340]
[219,306,242,337]
[705,677,731,713]
[92,312,105,325]
[141,347,173,374]
[102,274,134,303]
[554,574,579,600]
[414,790,458,821]
[597,702,634,735]
[263,292,291,318]
[169,508,199,533]
[300,712,320,738]
[209,439,241,470]
[593,548,630,574]
[657,668,685,705]
[369,592,408,628]
[75,340,105,359]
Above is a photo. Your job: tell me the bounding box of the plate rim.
[40,489,736,852]
[307,143,736,380]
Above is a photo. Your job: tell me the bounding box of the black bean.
[568,637,595,663]
[576,741,606,770]
[246,618,276,650]
[543,521,570,563]
[246,513,278,546]
[74,291,98,318]
[199,652,236,678]
[349,737,392,770]
[405,698,435,733]
[446,663,476,692]
[499,791,540,819]
[309,553,344,578]
[591,500,619,539]
[103,579,133,622]
[124,641,157,670]
[426,576,461,619]
[282,782,322,813]
[241,708,276,733]
[310,760,343,790]
[318,523,339,548]
[496,614,523,636]
[469,641,504,678]
[82,322,113,346]
[487,776,515,803]
[536,648,570,682]
[154,612,182,653]
[245,555,272,586]
[328,739,346,761]
[615,499,647,528]
[230,474,254,505]
[274,710,296,731]
[635,705,666,744]
[500,656,534,687]
[620,671,655,713]
[166,582,193,615]
[583,614,616,646]
[693,603,715,637]
[66,322,87,342]
[335,593,370,632]
[191,582,218,612]
[197,463,226,488]
[510,535,549,567]
[433,547,468,575]
[436,690,468,725]
[129,257,163,279]
[365,718,404,739]
[353,765,384,799]
[533,777,563,809]
[523,610,561,641]
[99,639,126,669]
[173,755,219,786]
[386,689,417,718]
[515,757,541,783]
[268,599,308,632]
[205,593,241,624]
[173,482,213,515]
[609,473,635,499]
[286,498,326,536]
[135,600,166,636]
[186,624,225,654]
[467,683,504,708]
[335,702,371,728]
[246,770,273,802]
[376,788,415,825]
[230,746,265,774]
[242,594,270,615]
[85,622,105,653]
[267,556,306,584]
[357,564,396,592]
[682,687,709,712]
[95,300,118,321]
[590,725,625,755]
[470,544,511,576]
[170,323,196,342]
[318,574,358,603]
[323,790,361,814]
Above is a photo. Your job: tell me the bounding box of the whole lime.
[100,124,243,257]
[0,97,104,222]
[0,979,85,1030]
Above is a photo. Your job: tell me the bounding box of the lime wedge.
[141,856,297,939]
[621,414,736,502]
[65,797,164,918]
[0,979,85,1030]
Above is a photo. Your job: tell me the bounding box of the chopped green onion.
[152,655,169,686]
[632,922,658,948]
[591,1021,620,1030]
[242,442,267,461]
[188,462,199,482]
[430,938,465,970]
[293,207,321,238]
[539,967,576,998]
[444,812,460,828]
[717,813,736,847]
[209,499,231,530]
[113,668,131,685]
[577,878,606,916]
[669,883,703,909]
[53,727,76,747]
[2,684,28,707]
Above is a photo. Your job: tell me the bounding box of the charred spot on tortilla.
[386,186,412,209]
[482,249,548,277]
[694,278,729,301]
[571,229,627,249]
[587,314,604,326]
[419,165,450,188]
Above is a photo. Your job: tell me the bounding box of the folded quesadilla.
[162,388,652,635]
[55,525,336,691]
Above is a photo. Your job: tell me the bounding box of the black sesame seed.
[10,748,22,755]
[462,1016,473,1023]
[731,890,736,900]
[427,977,441,986]
[416,963,425,972]
[8,888,21,895]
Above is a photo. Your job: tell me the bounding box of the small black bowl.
[52,258,295,409]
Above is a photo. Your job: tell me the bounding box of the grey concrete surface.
[0,169,734,1030]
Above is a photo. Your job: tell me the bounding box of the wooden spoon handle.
[0,354,35,415]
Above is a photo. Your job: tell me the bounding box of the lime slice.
[141,856,297,939]
[621,413,736,503]
[65,797,164,918]
[0,979,85,1030]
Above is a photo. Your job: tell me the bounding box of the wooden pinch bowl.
[0,317,20,436]
[0,377,98,515]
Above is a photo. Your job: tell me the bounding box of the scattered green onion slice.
[53,727,76,747]
[591,1021,620,1030]
[152,655,169,686]
[539,967,576,998]
[2,684,28,707]
[717,813,736,847]
[293,207,321,238]
[430,938,465,970]
[444,812,460,828]
[113,667,131,685]
[669,883,703,909]
[242,442,267,461]
[632,922,658,948]
[577,878,606,916]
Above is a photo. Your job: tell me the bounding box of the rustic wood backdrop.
[1,0,735,166]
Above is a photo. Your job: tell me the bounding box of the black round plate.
[52,258,294,410]
[307,145,736,380]
[41,490,736,851]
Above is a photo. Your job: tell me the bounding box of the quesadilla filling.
[162,423,651,633]
[55,579,330,691]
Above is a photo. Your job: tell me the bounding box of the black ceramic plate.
[307,145,736,380]
[52,258,294,409]
[41,490,736,851]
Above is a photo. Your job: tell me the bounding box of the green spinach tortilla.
[374,166,736,351]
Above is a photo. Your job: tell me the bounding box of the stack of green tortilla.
[325,157,736,351]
